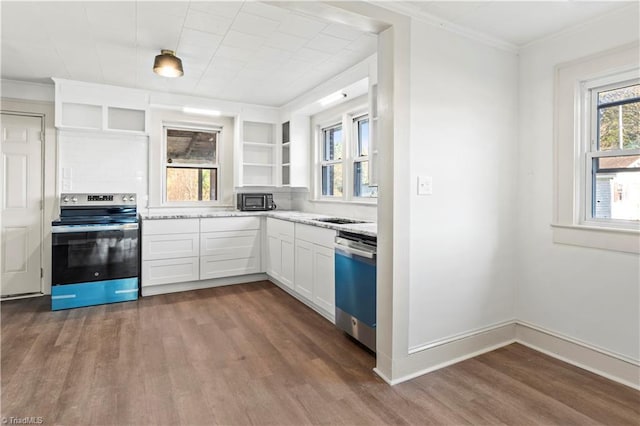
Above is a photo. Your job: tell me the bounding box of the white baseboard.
[386,322,517,385]
[383,320,640,391]
[516,321,640,390]
[141,273,268,297]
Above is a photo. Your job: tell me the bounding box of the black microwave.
[237,193,276,211]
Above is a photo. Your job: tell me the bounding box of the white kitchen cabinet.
[266,218,294,289]
[294,239,314,300]
[294,223,336,320]
[141,257,199,287]
[312,245,335,315]
[200,217,261,280]
[142,218,200,289]
[53,78,149,134]
[142,233,199,260]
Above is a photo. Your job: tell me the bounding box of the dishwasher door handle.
[335,244,375,259]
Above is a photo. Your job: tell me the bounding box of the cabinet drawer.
[142,233,199,260]
[200,255,260,280]
[200,230,260,259]
[200,216,260,233]
[142,257,199,287]
[295,223,336,248]
[267,217,294,237]
[143,219,199,235]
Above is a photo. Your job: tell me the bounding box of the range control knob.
[129,195,135,202]
[122,195,128,202]
[71,196,78,203]
[62,196,69,203]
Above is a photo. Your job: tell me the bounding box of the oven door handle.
[52,223,139,233]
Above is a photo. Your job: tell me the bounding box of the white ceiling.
[2,1,636,107]
[0,1,377,107]
[402,1,636,47]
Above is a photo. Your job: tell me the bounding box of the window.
[353,115,375,198]
[317,112,376,202]
[164,126,219,203]
[553,44,639,254]
[584,78,640,224]
[321,123,343,196]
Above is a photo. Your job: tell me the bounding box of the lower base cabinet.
[142,217,261,292]
[266,218,295,289]
[291,224,336,321]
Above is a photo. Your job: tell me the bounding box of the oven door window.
[52,228,139,285]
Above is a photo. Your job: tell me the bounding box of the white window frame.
[162,122,222,206]
[352,113,376,199]
[552,43,639,254]
[319,122,344,199]
[315,109,376,203]
[581,73,640,229]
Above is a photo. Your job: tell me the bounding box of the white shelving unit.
[242,121,276,186]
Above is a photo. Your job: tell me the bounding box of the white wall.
[517,5,640,362]
[407,20,519,349]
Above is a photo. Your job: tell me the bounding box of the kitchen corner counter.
[140,210,377,237]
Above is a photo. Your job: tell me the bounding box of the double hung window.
[164,126,219,203]
[321,124,344,197]
[318,112,376,201]
[584,78,640,224]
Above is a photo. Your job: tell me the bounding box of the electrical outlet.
[417,175,432,195]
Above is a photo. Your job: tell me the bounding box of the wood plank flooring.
[2,281,638,425]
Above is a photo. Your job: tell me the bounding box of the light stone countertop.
[140,210,377,237]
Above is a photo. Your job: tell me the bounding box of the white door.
[1,113,43,296]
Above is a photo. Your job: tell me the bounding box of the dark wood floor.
[2,281,638,425]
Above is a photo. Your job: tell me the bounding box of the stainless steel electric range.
[51,193,139,310]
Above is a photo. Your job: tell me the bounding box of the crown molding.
[371,1,519,54]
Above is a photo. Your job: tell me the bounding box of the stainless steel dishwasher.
[334,231,377,352]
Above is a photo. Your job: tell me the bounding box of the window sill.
[311,198,378,206]
[551,223,639,254]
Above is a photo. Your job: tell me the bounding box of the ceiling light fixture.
[183,107,221,117]
[153,49,184,78]
[319,91,347,106]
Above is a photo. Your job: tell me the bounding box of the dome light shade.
[153,49,184,78]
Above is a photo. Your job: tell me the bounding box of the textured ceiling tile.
[231,12,279,38]
[240,2,289,22]
[189,2,243,19]
[221,30,266,51]
[215,45,255,62]
[264,31,309,52]
[137,11,183,50]
[85,2,136,46]
[322,22,366,41]
[137,1,189,18]
[254,46,293,63]
[278,13,327,39]
[305,34,351,54]
[184,9,234,36]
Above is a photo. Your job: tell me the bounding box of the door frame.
[0,110,46,299]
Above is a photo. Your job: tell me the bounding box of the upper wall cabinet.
[53,78,149,134]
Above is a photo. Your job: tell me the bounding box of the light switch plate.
[417,175,432,195]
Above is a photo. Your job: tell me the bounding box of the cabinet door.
[280,235,295,290]
[313,245,335,317]
[142,257,199,287]
[142,233,199,260]
[266,234,281,279]
[294,239,313,300]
